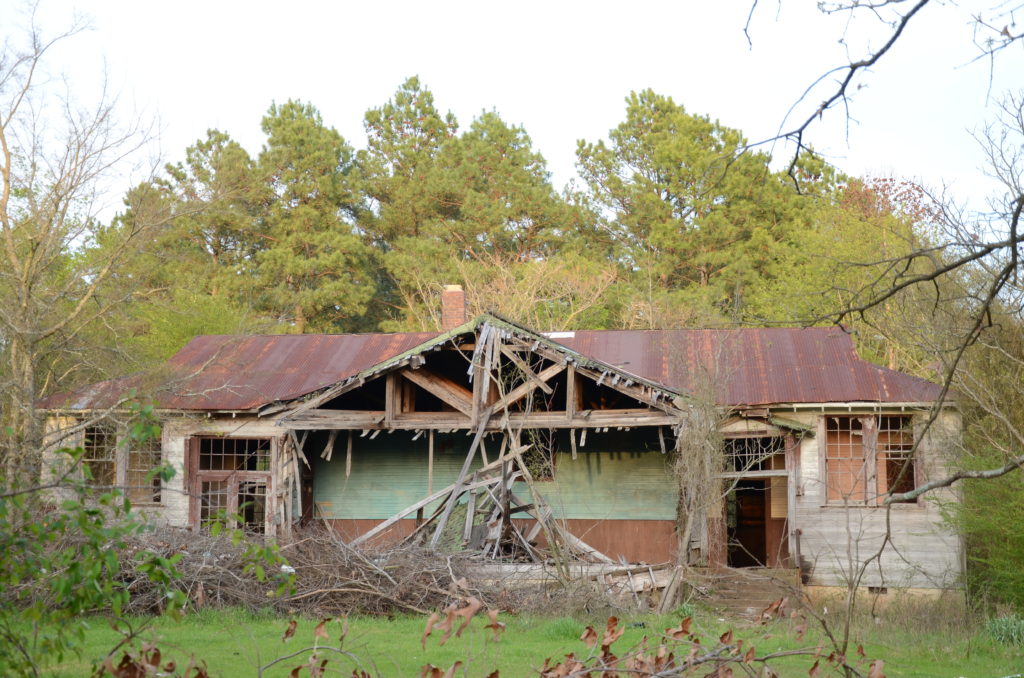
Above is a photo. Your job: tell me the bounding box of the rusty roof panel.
[41,323,943,412]
[41,332,438,411]
[556,326,941,406]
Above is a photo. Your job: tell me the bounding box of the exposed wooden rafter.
[398,367,474,417]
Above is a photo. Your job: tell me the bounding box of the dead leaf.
[484,609,506,642]
[719,629,734,645]
[314,618,331,641]
[744,646,755,663]
[857,644,866,658]
[437,603,458,646]
[580,625,598,647]
[282,620,297,642]
[868,659,886,678]
[453,596,483,638]
[807,659,820,677]
[420,665,443,678]
[602,616,624,648]
[441,661,463,678]
[422,611,440,649]
[666,616,693,639]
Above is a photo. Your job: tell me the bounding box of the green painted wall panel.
[313,432,481,519]
[534,449,677,521]
[313,429,677,522]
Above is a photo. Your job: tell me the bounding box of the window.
[126,433,163,504]
[725,436,785,473]
[825,415,916,505]
[82,425,116,486]
[81,423,163,503]
[825,417,867,502]
[877,416,916,502]
[190,437,272,533]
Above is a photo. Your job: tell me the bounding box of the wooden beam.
[491,363,565,414]
[281,408,681,431]
[429,411,492,547]
[565,363,577,421]
[500,346,554,395]
[385,373,398,424]
[400,367,474,417]
[575,364,683,414]
[350,474,504,547]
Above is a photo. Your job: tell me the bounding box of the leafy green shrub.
[985,615,1024,646]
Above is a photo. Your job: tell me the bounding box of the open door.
[726,478,791,568]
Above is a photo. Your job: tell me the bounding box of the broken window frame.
[80,421,164,504]
[823,414,919,507]
[187,436,274,533]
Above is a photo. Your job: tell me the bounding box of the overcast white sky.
[11,0,1024,215]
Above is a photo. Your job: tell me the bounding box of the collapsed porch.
[266,315,800,570]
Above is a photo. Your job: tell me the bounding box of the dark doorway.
[727,479,767,567]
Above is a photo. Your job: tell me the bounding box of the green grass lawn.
[42,607,1023,677]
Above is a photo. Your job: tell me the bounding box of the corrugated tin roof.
[558,327,942,406]
[40,332,438,411]
[40,322,944,412]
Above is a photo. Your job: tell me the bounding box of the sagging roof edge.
[276,312,699,423]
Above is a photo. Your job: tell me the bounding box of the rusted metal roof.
[41,323,943,412]
[558,326,943,407]
[41,332,438,411]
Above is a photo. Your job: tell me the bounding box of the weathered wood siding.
[793,410,962,589]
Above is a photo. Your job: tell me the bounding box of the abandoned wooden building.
[42,286,962,592]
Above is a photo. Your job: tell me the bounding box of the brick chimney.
[440,284,467,330]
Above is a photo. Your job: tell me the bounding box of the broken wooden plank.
[429,410,492,547]
[350,474,503,547]
[321,429,338,461]
[288,430,311,469]
[345,431,353,478]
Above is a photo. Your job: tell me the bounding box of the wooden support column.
[427,430,435,495]
[565,363,577,421]
[385,373,398,426]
